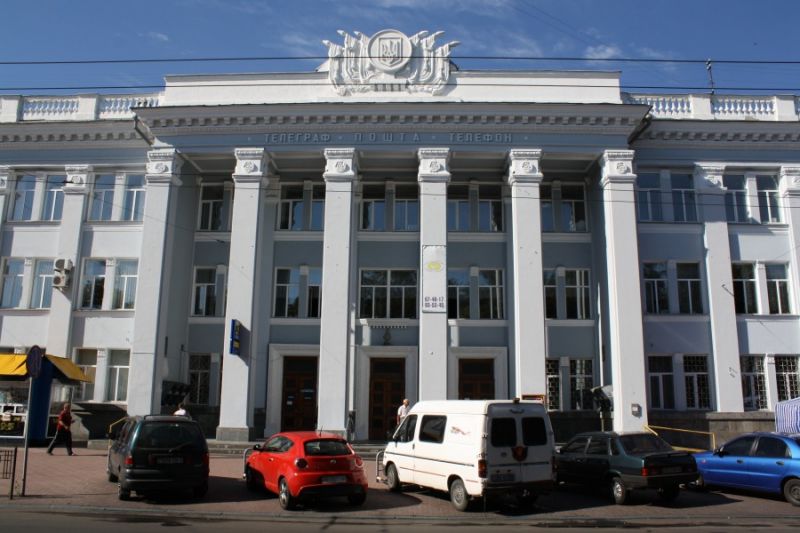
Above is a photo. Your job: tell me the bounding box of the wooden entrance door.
[281,356,318,431]
[369,358,405,441]
[458,358,495,399]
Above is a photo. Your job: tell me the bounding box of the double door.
[369,358,405,440]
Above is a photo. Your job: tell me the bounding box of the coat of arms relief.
[322,29,459,96]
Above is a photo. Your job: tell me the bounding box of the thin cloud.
[139,31,170,43]
[584,44,622,60]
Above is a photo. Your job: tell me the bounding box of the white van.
[377,399,555,510]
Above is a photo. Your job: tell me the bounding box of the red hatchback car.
[244,431,368,509]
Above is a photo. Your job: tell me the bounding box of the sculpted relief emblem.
[323,29,459,96]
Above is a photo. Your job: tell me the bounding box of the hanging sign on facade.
[421,245,447,313]
[229,319,242,355]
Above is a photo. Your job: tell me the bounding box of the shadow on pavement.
[543,482,740,511]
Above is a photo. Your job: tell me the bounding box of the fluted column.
[505,150,547,397]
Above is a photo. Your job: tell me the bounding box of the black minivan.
[107,415,209,500]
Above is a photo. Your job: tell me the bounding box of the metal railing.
[645,424,716,452]
[0,447,18,499]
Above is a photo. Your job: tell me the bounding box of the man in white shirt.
[396,398,410,425]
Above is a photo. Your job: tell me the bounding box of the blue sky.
[1,0,799,95]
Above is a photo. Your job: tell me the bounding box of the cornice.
[634,120,800,147]
[0,120,144,146]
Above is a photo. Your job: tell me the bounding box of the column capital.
[600,149,636,187]
[417,147,451,183]
[145,148,183,185]
[779,165,800,196]
[0,165,10,194]
[506,149,543,185]
[233,147,272,185]
[323,148,358,182]
[693,162,727,193]
[64,164,92,194]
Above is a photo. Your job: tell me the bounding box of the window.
[491,418,516,447]
[478,269,504,319]
[732,263,758,314]
[274,268,300,318]
[310,185,325,231]
[757,175,781,223]
[192,268,217,316]
[361,184,386,231]
[540,185,554,232]
[562,436,588,453]
[569,359,593,410]
[561,185,587,232]
[478,185,503,232]
[188,354,210,405]
[447,269,470,319]
[637,173,663,222]
[42,175,65,221]
[741,356,767,411]
[522,417,547,445]
[394,414,417,443]
[684,355,711,409]
[394,185,418,231]
[75,349,97,401]
[113,260,138,309]
[671,173,697,222]
[564,269,590,319]
[278,185,304,230]
[419,415,446,443]
[31,259,54,309]
[1,259,24,308]
[643,262,669,314]
[198,185,224,231]
[677,263,703,314]
[122,175,145,222]
[11,175,36,221]
[89,174,115,221]
[106,350,130,402]
[80,259,106,309]
[775,355,800,402]
[724,175,748,223]
[447,185,470,232]
[546,359,560,411]
[648,356,675,409]
[307,268,322,318]
[359,269,416,319]
[543,269,557,319]
[723,436,755,456]
[754,437,789,458]
[766,264,790,314]
[586,437,609,455]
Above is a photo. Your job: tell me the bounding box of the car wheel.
[658,485,680,502]
[386,464,401,492]
[783,478,800,506]
[245,466,260,492]
[278,477,297,510]
[107,460,118,482]
[348,492,367,506]
[449,478,470,512]
[118,484,131,501]
[611,477,628,505]
[192,481,208,499]
[689,473,707,492]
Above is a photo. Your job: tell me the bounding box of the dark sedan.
[555,431,697,504]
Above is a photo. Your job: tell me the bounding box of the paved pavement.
[1,447,799,527]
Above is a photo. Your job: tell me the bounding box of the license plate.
[662,466,682,474]
[490,473,515,482]
[155,456,183,465]
[321,475,347,484]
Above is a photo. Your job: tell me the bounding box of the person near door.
[396,398,410,426]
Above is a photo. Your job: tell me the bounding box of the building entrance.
[368,358,405,440]
[281,356,318,431]
[458,358,495,399]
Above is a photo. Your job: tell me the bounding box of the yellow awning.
[0,353,92,382]
[45,354,92,382]
[0,354,27,376]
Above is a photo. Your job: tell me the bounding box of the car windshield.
[618,434,673,455]
[136,422,204,449]
[304,439,351,456]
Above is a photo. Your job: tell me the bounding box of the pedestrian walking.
[47,403,74,456]
[396,398,410,426]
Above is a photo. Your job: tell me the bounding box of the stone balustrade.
[0,93,160,122]
[624,93,800,121]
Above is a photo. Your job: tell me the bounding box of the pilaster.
[779,166,800,319]
[505,149,546,398]
[0,167,10,265]
[600,149,648,431]
[418,148,450,400]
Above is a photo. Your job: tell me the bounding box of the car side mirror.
[253,444,262,451]
[713,447,724,457]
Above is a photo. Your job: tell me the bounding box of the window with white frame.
[447,185,470,232]
[89,174,115,221]
[75,349,97,401]
[564,269,590,319]
[122,175,145,222]
[447,269,470,319]
[112,260,138,310]
[540,185,554,232]
[757,175,781,223]
[724,175,748,223]
[278,185,304,230]
[478,269,504,319]
[677,262,703,314]
[684,355,711,409]
[671,173,697,222]
[546,359,560,411]
[192,268,216,316]
[561,184,587,232]
[394,185,419,231]
[198,184,224,231]
[478,185,503,232]
[732,263,758,314]
[1,259,24,308]
[80,259,106,309]
[274,267,300,317]
[359,269,417,319]
[543,269,557,319]
[766,264,791,315]
[775,355,800,402]
[31,259,54,309]
[643,262,669,314]
[307,268,322,318]
[569,359,593,410]
[11,175,36,221]
[189,354,211,405]
[310,185,325,231]
[740,355,768,410]
[637,173,663,222]
[106,350,129,402]
[42,175,66,221]
[361,184,386,231]
[647,356,675,409]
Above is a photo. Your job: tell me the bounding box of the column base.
[215,426,259,442]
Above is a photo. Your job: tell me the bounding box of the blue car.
[694,432,800,506]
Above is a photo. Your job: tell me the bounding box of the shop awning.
[0,353,92,383]
[45,355,92,382]
[0,354,27,377]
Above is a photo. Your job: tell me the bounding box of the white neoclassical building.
[1,29,799,442]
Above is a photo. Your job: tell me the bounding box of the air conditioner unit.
[53,270,71,289]
[54,258,73,273]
